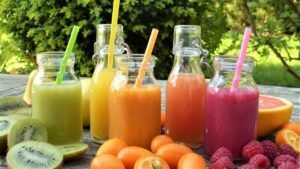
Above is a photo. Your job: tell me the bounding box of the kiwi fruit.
[7,118,47,149]
[6,141,63,169]
[57,143,89,160]
[11,107,32,117]
[0,116,18,153]
[0,96,28,116]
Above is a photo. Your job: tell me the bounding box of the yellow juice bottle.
[90,65,116,143]
[90,24,124,143]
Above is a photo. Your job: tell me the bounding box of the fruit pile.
[0,96,89,168]
[91,135,207,169]
[91,122,300,169]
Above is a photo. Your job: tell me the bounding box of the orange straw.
[134,29,159,88]
[107,0,120,70]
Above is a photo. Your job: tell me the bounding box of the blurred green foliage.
[0,0,226,78]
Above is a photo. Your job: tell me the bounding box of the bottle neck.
[172,55,202,74]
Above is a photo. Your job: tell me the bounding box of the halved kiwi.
[0,116,18,153]
[7,118,47,149]
[0,96,28,116]
[57,143,89,160]
[6,141,63,169]
[12,107,32,116]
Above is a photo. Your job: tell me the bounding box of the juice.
[165,73,206,146]
[90,66,116,142]
[32,82,82,145]
[109,84,161,149]
[204,88,259,158]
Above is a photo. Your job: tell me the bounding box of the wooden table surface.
[0,74,299,169]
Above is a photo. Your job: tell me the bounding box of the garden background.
[0,0,299,87]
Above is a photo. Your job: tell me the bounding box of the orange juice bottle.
[165,25,208,148]
[109,55,161,149]
[90,24,124,143]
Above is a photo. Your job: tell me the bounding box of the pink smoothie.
[204,88,259,158]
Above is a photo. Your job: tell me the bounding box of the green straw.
[55,26,80,85]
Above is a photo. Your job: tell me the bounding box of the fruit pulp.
[90,67,116,143]
[204,88,259,158]
[165,73,206,148]
[109,84,161,149]
[32,82,82,145]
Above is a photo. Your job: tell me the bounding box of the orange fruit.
[156,143,193,169]
[151,135,174,153]
[134,155,170,169]
[90,154,126,169]
[117,146,153,169]
[275,129,300,153]
[178,153,207,169]
[283,122,300,135]
[96,138,127,156]
[257,95,293,137]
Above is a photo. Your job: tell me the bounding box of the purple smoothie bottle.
[204,56,259,159]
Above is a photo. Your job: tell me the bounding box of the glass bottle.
[204,56,259,158]
[32,52,82,145]
[165,25,208,148]
[90,24,124,143]
[109,55,161,149]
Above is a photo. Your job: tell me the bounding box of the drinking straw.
[231,27,252,92]
[107,0,120,70]
[55,26,80,85]
[134,29,159,88]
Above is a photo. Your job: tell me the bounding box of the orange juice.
[109,84,161,149]
[90,66,116,143]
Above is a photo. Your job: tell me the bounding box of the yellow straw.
[108,0,120,70]
[134,29,159,88]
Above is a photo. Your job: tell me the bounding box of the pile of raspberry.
[209,140,300,169]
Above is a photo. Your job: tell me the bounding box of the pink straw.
[231,27,252,92]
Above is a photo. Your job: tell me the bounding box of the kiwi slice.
[57,143,89,160]
[7,118,47,149]
[6,141,63,169]
[0,96,28,115]
[0,116,17,153]
[11,107,32,117]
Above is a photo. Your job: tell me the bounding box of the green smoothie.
[32,81,83,145]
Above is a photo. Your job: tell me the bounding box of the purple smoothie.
[204,88,259,158]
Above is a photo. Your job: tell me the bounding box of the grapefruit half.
[257,95,293,138]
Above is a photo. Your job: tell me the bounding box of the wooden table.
[0,74,299,169]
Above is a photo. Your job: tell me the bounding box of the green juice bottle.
[32,52,83,145]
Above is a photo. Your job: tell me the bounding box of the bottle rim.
[36,51,75,66]
[213,55,254,72]
[116,54,155,70]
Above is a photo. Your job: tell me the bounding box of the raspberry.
[261,140,278,161]
[210,147,233,163]
[279,144,297,157]
[238,164,258,169]
[242,140,264,160]
[210,157,233,169]
[273,155,296,168]
[297,156,300,166]
[249,154,271,169]
[278,162,298,169]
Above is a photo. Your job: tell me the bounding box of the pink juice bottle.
[204,56,259,158]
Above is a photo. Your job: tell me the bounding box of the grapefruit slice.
[257,95,293,138]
